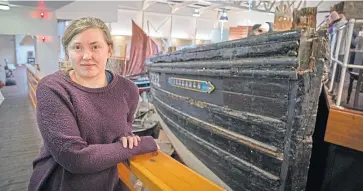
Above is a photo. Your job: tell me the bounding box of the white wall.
[15,35,35,65]
[227,11,275,27]
[0,35,16,66]
[0,35,16,83]
[35,37,59,75]
[56,1,118,22]
[109,8,276,41]
[112,9,216,41]
[0,7,59,75]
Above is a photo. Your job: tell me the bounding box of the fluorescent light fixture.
[0,3,10,10]
[193,8,200,17]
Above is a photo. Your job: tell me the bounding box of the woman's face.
[67,28,111,79]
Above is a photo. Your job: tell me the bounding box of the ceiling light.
[219,10,228,22]
[0,4,10,11]
[193,8,200,17]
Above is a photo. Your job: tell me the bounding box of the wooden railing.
[323,85,363,152]
[26,64,43,108]
[26,64,224,191]
[118,152,224,191]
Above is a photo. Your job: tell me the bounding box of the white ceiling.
[6,0,338,14]
[5,0,338,41]
[7,0,73,10]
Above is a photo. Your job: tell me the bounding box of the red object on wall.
[37,36,52,43]
[31,11,51,19]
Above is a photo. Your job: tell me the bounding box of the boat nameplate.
[168,77,215,93]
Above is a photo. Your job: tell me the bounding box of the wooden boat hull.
[146,29,325,191]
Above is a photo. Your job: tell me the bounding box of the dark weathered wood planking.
[149,41,299,63]
[223,77,290,99]
[157,110,280,191]
[281,58,325,191]
[278,36,325,190]
[159,73,289,119]
[146,57,299,70]
[153,97,283,176]
[150,67,298,79]
[224,92,287,119]
[148,29,325,191]
[149,30,301,61]
[152,87,287,151]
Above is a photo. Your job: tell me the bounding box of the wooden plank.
[28,91,37,109]
[157,111,280,191]
[273,3,293,31]
[146,57,299,70]
[25,64,43,82]
[122,151,224,191]
[153,96,283,176]
[325,108,363,152]
[150,41,299,63]
[223,91,287,119]
[152,87,287,151]
[149,30,301,63]
[293,7,317,29]
[26,66,39,109]
[323,84,363,152]
[117,164,136,191]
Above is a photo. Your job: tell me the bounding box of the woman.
[28,17,159,191]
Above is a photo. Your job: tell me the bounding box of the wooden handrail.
[323,85,363,152]
[118,151,224,191]
[26,64,44,83]
[26,64,44,109]
[26,64,224,191]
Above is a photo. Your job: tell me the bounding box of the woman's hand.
[121,136,160,151]
[121,136,141,149]
[156,142,160,150]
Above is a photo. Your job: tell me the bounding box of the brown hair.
[62,17,113,59]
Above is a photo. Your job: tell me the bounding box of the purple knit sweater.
[28,70,157,191]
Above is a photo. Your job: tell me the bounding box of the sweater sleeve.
[126,81,140,135]
[35,81,157,174]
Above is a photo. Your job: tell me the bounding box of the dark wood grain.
[158,109,280,191]
[152,87,287,151]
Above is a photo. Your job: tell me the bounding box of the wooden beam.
[118,151,224,191]
[325,108,363,152]
[323,86,363,152]
[274,2,293,31]
[293,7,317,29]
